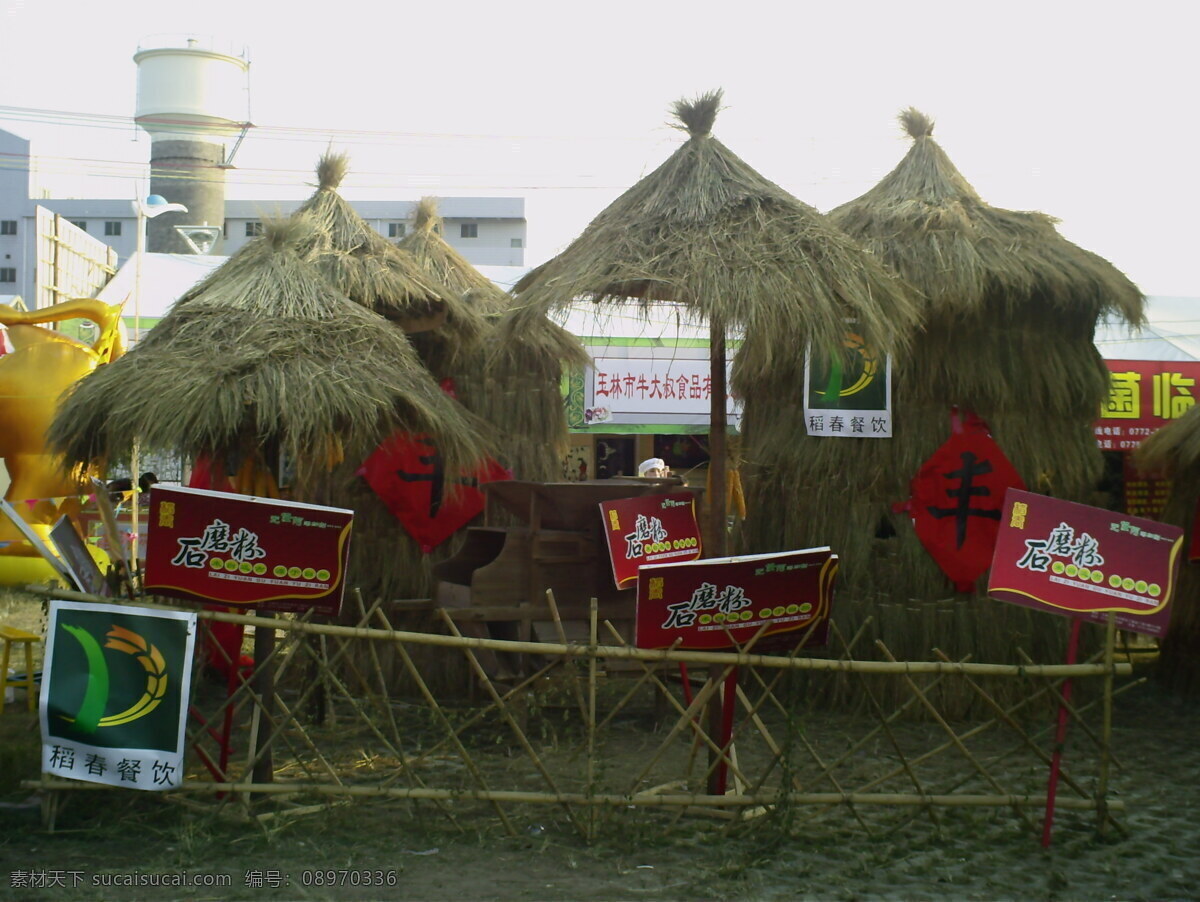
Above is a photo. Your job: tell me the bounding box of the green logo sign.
[46,607,188,753]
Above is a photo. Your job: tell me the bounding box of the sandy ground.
[1,588,1198,901]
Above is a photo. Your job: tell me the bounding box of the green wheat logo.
[59,624,169,733]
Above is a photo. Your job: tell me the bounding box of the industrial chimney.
[133,36,251,253]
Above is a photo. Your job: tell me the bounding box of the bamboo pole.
[545,589,588,722]
[877,639,1036,832]
[22,779,1127,812]
[932,646,1126,838]
[352,592,461,832]
[25,587,1133,680]
[1097,613,1117,837]
[371,607,517,837]
[436,609,589,840]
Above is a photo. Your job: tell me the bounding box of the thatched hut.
[280,160,500,604]
[513,90,919,550]
[398,197,590,482]
[48,219,487,485]
[738,109,1145,700]
[1133,411,1200,695]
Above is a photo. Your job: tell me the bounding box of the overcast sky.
[2,0,1197,295]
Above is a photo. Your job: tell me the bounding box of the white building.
[0,126,526,307]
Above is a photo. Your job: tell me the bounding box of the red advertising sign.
[635,548,837,650]
[599,492,702,589]
[143,486,353,617]
[987,488,1181,637]
[1096,359,1200,450]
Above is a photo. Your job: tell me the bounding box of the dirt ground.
[2,588,1198,901]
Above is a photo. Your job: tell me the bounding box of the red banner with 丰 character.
[906,424,1024,593]
[359,433,510,553]
[143,486,353,617]
[987,488,1182,637]
[599,492,702,589]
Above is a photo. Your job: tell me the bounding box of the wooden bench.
[1,624,39,714]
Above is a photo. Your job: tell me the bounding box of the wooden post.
[709,318,727,558]
[250,617,276,789]
[706,317,727,795]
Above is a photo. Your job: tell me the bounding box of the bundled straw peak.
[262,216,318,252]
[899,107,935,140]
[316,152,350,191]
[414,196,442,234]
[671,89,723,138]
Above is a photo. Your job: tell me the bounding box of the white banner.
[583,346,742,428]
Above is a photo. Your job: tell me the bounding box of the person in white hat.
[638,458,669,478]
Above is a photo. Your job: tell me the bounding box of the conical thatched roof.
[48,219,490,475]
[295,154,485,347]
[398,197,509,316]
[824,107,1144,422]
[513,91,920,382]
[830,109,1145,324]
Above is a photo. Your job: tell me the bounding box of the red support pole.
[1042,617,1082,847]
[714,667,739,796]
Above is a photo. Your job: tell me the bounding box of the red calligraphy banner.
[143,486,353,616]
[1096,359,1200,450]
[906,425,1025,593]
[635,548,837,651]
[599,492,702,589]
[359,433,510,553]
[987,488,1181,637]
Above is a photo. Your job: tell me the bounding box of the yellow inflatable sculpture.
[0,298,123,586]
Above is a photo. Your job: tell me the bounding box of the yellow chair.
[0,624,39,713]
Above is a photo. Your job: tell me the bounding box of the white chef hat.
[638,457,667,476]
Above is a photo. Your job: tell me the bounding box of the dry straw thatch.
[295,154,485,358]
[48,219,490,480]
[512,91,920,385]
[514,89,919,558]
[737,109,1145,711]
[398,196,590,481]
[1133,412,1200,696]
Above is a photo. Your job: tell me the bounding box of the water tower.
[133,36,251,254]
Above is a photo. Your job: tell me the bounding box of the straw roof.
[397,196,590,479]
[397,197,510,316]
[295,154,486,347]
[830,108,1144,325]
[513,91,920,382]
[1134,406,1200,477]
[47,219,490,474]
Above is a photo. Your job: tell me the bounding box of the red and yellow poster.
[599,492,702,590]
[143,486,353,617]
[1096,359,1200,450]
[635,548,837,650]
[987,488,1181,637]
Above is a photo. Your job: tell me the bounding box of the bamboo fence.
[25,587,1134,842]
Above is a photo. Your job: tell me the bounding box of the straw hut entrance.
[737,109,1145,710]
